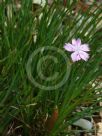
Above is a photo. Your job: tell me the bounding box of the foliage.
[0,0,102,135]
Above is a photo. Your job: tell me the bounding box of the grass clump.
[0,0,102,135]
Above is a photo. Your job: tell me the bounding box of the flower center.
[75,46,80,52]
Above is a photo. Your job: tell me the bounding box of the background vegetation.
[0,0,102,135]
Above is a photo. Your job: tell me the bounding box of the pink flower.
[64,38,90,62]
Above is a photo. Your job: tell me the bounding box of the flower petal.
[71,52,81,62]
[80,44,90,52]
[76,38,81,46]
[72,38,81,47]
[64,43,75,52]
[79,51,89,61]
[72,39,77,45]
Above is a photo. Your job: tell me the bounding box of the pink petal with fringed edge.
[79,51,89,61]
[72,39,77,45]
[80,44,90,52]
[76,38,81,46]
[71,52,81,62]
[64,43,75,52]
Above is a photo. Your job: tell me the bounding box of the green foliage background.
[0,0,102,135]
